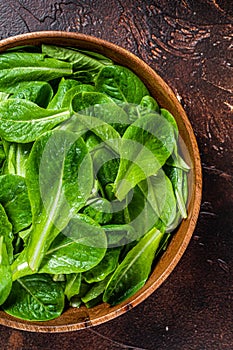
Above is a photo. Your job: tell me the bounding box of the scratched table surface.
[0,1,232,349]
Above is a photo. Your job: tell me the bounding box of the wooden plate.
[0,31,202,332]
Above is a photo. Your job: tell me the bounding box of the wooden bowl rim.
[0,31,202,333]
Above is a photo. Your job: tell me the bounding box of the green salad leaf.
[25,130,93,272]
[2,274,65,321]
[0,99,71,143]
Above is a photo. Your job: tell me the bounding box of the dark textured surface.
[0,1,232,349]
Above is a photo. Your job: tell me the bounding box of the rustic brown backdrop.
[0,1,232,349]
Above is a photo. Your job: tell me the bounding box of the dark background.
[0,1,232,349]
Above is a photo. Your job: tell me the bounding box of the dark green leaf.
[0,174,32,233]
[95,65,149,104]
[83,197,112,224]
[7,81,53,108]
[2,274,64,321]
[160,109,190,171]
[0,141,6,172]
[60,113,121,154]
[103,224,136,247]
[68,48,113,66]
[126,96,160,123]
[69,281,90,308]
[83,247,121,283]
[92,146,120,187]
[84,132,102,152]
[82,274,112,307]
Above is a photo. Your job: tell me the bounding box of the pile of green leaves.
[0,44,189,321]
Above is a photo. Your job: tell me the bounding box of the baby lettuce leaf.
[2,142,32,177]
[61,113,121,154]
[103,224,136,247]
[72,91,113,111]
[126,95,160,123]
[61,84,95,110]
[140,95,160,113]
[25,130,93,272]
[114,113,175,201]
[123,184,159,238]
[0,99,71,143]
[72,92,129,135]
[138,170,177,231]
[93,148,120,187]
[39,214,107,274]
[124,171,177,237]
[0,174,32,233]
[85,133,102,152]
[0,140,5,160]
[103,228,164,305]
[160,109,190,171]
[95,65,149,104]
[160,108,179,138]
[2,274,65,321]
[47,78,81,110]
[83,247,121,283]
[65,273,82,301]
[0,52,59,69]
[74,49,113,65]
[0,204,13,262]
[82,274,112,308]
[0,52,72,89]
[0,236,12,305]
[163,164,188,219]
[69,281,90,308]
[42,45,112,76]
[11,249,33,281]
[83,197,113,224]
[7,81,53,108]
[0,92,9,102]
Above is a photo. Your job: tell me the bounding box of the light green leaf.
[0,204,13,262]
[0,236,12,305]
[25,130,93,271]
[0,52,72,88]
[103,228,164,305]
[39,214,107,274]
[65,273,82,301]
[0,99,71,143]
[47,78,81,110]
[114,113,176,200]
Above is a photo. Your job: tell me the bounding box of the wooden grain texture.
[0,0,232,349]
